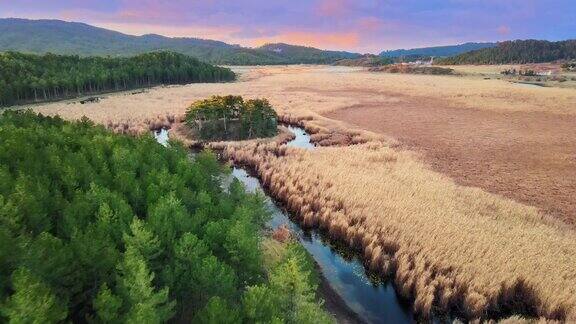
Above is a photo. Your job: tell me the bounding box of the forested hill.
[0,18,361,65]
[380,42,496,58]
[0,51,235,107]
[257,43,359,64]
[436,40,576,64]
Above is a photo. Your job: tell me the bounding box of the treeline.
[437,40,576,65]
[0,111,332,323]
[186,95,278,141]
[0,51,235,106]
[380,42,496,58]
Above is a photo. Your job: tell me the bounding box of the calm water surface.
[155,126,415,324]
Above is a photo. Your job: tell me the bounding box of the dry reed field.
[325,95,576,226]
[443,63,576,89]
[221,136,576,321]
[31,65,576,320]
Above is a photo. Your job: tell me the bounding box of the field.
[31,65,576,320]
[324,88,576,225]
[444,63,576,89]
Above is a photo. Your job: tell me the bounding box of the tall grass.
[218,123,576,321]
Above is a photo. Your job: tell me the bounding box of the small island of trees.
[185,95,278,141]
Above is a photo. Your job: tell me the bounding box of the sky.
[0,0,574,53]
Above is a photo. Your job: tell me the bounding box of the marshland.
[1,4,576,322]
[25,64,576,322]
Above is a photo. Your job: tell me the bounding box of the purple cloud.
[0,0,573,53]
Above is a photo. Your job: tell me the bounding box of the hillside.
[380,42,495,58]
[0,18,360,65]
[257,43,358,64]
[437,39,576,64]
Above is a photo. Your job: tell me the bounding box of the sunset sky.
[1,0,574,53]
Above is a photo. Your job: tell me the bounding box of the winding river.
[154,127,414,324]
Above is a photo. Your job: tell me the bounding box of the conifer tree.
[1,268,67,323]
[116,249,175,324]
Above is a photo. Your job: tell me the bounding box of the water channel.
[154,126,415,324]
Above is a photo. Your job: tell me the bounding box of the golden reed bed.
[29,65,576,321]
[218,119,576,321]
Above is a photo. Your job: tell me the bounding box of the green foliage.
[193,296,241,324]
[0,110,332,323]
[185,95,278,140]
[256,43,360,64]
[437,40,576,65]
[243,243,334,324]
[380,42,496,58]
[1,268,68,324]
[93,284,122,323]
[116,249,175,324]
[0,51,235,106]
[123,218,163,268]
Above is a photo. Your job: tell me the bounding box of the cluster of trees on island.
[185,95,279,141]
[0,111,332,323]
[0,51,235,107]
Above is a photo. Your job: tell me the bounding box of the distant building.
[537,70,552,76]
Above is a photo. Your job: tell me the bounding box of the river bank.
[155,126,416,323]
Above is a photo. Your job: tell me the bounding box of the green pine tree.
[1,268,67,324]
[116,250,175,324]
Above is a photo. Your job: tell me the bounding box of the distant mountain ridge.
[258,43,359,63]
[380,42,496,58]
[2,19,571,66]
[435,39,576,64]
[0,18,361,65]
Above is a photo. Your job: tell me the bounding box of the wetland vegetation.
[10,63,576,323]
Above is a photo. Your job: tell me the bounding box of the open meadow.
[32,65,576,320]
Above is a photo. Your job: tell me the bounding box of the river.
[154,127,415,324]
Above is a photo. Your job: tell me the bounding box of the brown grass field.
[324,91,576,226]
[30,65,576,321]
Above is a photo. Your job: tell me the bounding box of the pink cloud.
[316,0,350,17]
[497,25,511,35]
[358,17,382,31]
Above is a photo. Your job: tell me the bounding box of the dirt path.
[324,94,576,226]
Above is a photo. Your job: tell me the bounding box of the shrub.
[562,62,576,71]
